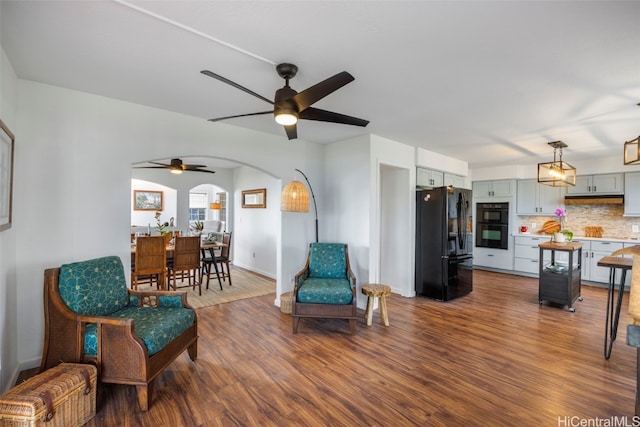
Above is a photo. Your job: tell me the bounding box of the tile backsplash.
[519,205,640,239]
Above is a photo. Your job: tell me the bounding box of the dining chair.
[131,235,167,290]
[215,232,233,287]
[201,246,223,290]
[168,236,202,295]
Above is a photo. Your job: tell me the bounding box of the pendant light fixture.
[281,169,318,242]
[537,141,577,187]
[624,136,640,165]
[623,103,640,165]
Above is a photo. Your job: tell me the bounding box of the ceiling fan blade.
[183,164,215,173]
[148,161,170,167]
[299,107,369,127]
[187,168,216,174]
[208,111,273,123]
[201,70,275,106]
[291,71,354,111]
[284,123,297,140]
[133,166,168,169]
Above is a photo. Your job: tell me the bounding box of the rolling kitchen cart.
[538,241,583,312]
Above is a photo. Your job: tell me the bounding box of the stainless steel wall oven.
[476,202,509,249]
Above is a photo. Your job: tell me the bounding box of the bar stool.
[361,283,392,326]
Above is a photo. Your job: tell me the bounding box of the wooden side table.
[362,284,392,326]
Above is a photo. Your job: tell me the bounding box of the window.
[216,192,227,223]
[189,192,207,221]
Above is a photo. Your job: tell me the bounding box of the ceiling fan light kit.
[201,62,369,140]
[134,158,216,174]
[537,141,577,187]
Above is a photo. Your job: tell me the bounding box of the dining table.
[131,238,226,290]
[597,255,633,359]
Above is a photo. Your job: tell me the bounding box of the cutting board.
[585,226,604,238]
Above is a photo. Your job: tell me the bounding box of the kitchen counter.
[514,233,640,244]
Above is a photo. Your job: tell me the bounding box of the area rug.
[174,266,276,309]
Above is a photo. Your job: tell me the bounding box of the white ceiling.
[2,0,640,169]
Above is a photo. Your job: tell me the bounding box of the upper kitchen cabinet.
[565,173,624,195]
[624,172,640,216]
[444,173,468,189]
[516,179,564,215]
[416,167,444,188]
[473,180,514,198]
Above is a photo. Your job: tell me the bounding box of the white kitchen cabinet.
[473,180,514,198]
[444,173,467,189]
[473,247,513,270]
[516,179,564,215]
[624,172,640,216]
[572,239,623,283]
[514,235,551,274]
[417,167,444,188]
[566,173,624,195]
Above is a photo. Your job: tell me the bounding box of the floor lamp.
[281,169,318,242]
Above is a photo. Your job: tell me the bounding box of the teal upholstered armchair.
[292,243,357,334]
[40,256,198,411]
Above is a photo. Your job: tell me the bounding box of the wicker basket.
[0,363,96,427]
[280,291,293,314]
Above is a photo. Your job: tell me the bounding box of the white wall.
[324,135,371,307]
[371,135,417,297]
[232,166,279,278]
[130,180,177,231]
[416,146,468,176]
[471,155,640,182]
[9,79,321,381]
[0,45,18,393]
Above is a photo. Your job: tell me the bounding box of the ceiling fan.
[201,63,369,140]
[133,158,215,175]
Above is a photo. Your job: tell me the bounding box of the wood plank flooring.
[71,270,640,425]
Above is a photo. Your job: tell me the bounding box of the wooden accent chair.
[292,243,357,334]
[215,232,233,287]
[168,236,202,295]
[131,235,167,290]
[41,256,198,411]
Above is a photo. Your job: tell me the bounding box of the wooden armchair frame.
[292,243,357,334]
[40,267,198,411]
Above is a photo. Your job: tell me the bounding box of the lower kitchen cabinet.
[572,239,623,283]
[514,235,551,274]
[474,247,513,270]
[513,237,624,284]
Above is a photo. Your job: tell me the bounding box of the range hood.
[564,195,624,205]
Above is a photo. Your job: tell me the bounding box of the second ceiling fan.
[201,63,369,140]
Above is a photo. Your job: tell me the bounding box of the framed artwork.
[241,188,266,208]
[0,119,15,231]
[134,190,163,211]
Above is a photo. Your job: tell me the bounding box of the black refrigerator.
[415,186,473,301]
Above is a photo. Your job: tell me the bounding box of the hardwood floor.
[78,270,636,425]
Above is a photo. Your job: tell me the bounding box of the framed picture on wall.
[0,119,15,232]
[134,190,163,211]
[241,188,266,208]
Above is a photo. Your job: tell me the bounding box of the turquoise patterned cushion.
[83,307,195,356]
[297,278,353,304]
[59,256,128,316]
[308,243,347,279]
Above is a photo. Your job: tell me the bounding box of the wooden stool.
[362,284,392,326]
